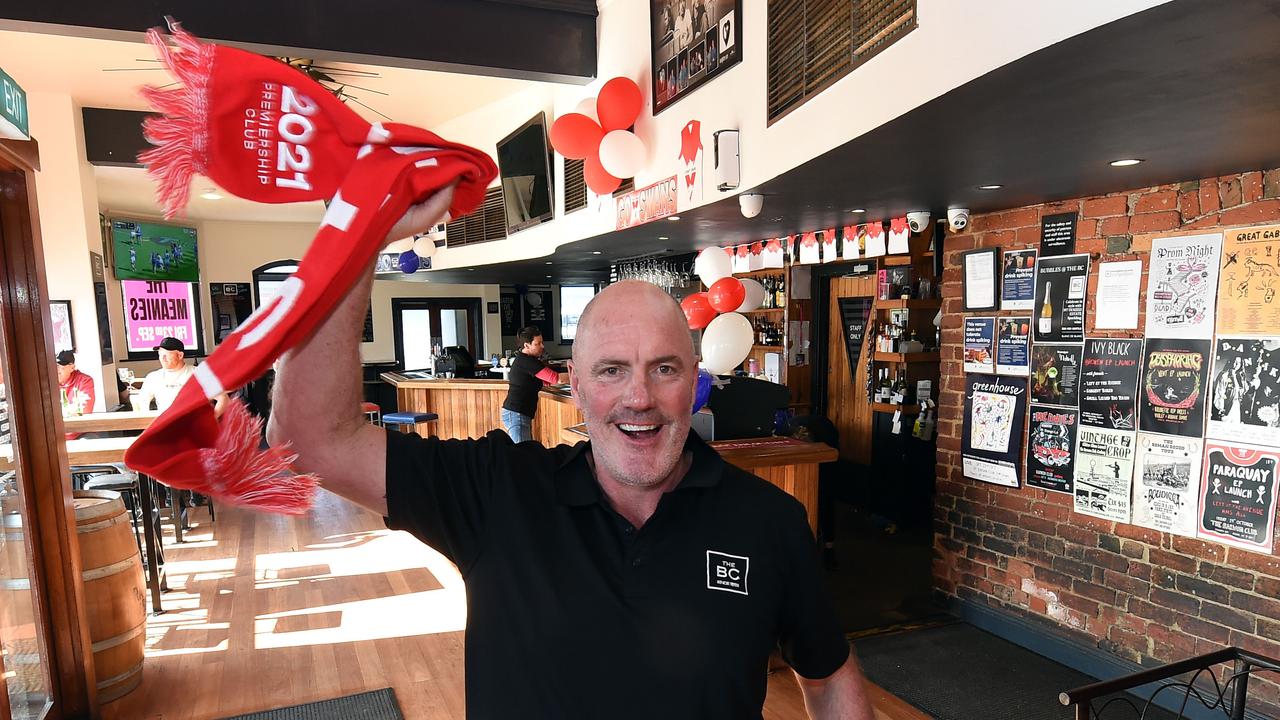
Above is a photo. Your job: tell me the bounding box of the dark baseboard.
[951,597,1268,720]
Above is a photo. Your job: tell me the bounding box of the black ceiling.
[421,0,1280,286]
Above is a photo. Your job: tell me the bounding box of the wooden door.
[826,274,876,464]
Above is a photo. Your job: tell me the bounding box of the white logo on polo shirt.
[706,550,749,595]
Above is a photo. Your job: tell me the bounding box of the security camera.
[906,211,931,233]
[739,193,764,218]
[947,208,971,232]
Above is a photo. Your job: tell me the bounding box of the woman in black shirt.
[502,326,559,443]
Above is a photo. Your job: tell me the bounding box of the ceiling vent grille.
[445,186,508,247]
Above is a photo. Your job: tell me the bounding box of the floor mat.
[854,622,1179,720]
[218,689,403,720]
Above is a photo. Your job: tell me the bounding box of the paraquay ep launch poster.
[1027,404,1079,494]
[1198,441,1279,552]
[1079,338,1143,430]
[1132,433,1202,538]
[1144,233,1222,339]
[1139,338,1211,438]
[962,374,1028,488]
[1073,427,1136,522]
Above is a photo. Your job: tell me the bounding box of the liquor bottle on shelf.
[1039,281,1054,335]
[775,273,786,309]
[761,277,772,309]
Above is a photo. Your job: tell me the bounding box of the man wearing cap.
[57,351,96,439]
[133,337,229,415]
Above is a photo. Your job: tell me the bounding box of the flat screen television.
[110,217,199,282]
[495,113,555,233]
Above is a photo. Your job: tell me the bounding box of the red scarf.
[123,27,497,513]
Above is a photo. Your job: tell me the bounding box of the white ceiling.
[0,28,550,222]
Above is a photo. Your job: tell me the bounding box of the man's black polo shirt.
[384,428,848,719]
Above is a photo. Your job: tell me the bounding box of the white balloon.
[700,313,754,375]
[597,129,646,179]
[575,97,599,123]
[694,247,732,285]
[384,237,415,254]
[735,278,766,312]
[413,235,438,258]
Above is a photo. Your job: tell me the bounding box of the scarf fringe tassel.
[196,400,319,515]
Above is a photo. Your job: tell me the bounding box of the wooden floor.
[103,490,926,720]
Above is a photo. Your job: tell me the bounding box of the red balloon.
[549,113,604,159]
[681,292,718,330]
[584,154,621,195]
[707,277,746,313]
[597,77,644,132]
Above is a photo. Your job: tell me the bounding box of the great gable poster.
[1001,248,1037,311]
[1208,337,1280,447]
[1074,427,1136,522]
[962,374,1028,488]
[1198,441,1279,552]
[1027,404,1079,494]
[1030,343,1081,407]
[1217,223,1280,335]
[1133,433,1202,537]
[1032,253,1089,343]
[1139,338,1211,437]
[1144,233,1223,339]
[1079,338,1142,430]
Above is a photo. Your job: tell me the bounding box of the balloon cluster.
[383,233,439,275]
[679,247,769,375]
[549,77,645,195]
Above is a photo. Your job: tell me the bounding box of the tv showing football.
[110,218,199,282]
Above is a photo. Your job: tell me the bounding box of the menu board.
[996,317,1030,376]
[1132,433,1202,537]
[1001,249,1037,311]
[1079,338,1143,430]
[1139,338,1211,437]
[838,297,873,384]
[1216,224,1280,335]
[962,374,1028,488]
[1033,254,1089,343]
[1030,343,1081,407]
[1073,427,1136,522]
[1027,404,1079,494]
[1144,233,1222,339]
[963,317,996,373]
[1198,441,1279,552]
[1040,212,1077,256]
[1207,337,1280,447]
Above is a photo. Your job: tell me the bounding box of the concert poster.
[1079,338,1143,430]
[1027,404,1079,494]
[1030,343,1081,407]
[962,374,1028,488]
[1144,233,1222,339]
[1139,338,1211,438]
[1198,441,1279,552]
[1216,224,1280,335]
[1132,432,1202,538]
[1207,337,1280,448]
[1073,427,1136,522]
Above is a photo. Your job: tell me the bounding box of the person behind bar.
[268,187,874,719]
[501,325,559,443]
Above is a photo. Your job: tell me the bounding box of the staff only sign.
[616,176,678,230]
[122,280,198,353]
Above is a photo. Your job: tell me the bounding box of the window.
[559,285,596,342]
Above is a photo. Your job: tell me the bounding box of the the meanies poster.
[962,374,1028,488]
[1027,404,1079,494]
[1133,433,1202,537]
[1216,224,1280,335]
[1030,343,1081,407]
[1001,249,1037,311]
[1139,338,1212,437]
[1144,233,1223,339]
[1074,427,1136,522]
[1032,254,1090,343]
[1079,338,1143,430]
[1198,441,1279,552]
[1208,337,1280,447]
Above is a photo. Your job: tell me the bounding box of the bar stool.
[361,402,382,426]
[380,411,438,435]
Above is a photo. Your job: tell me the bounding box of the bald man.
[269,189,873,719]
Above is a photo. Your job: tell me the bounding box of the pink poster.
[122,280,198,353]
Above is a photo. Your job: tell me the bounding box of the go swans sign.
[0,67,29,141]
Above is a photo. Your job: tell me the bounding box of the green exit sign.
[0,67,29,141]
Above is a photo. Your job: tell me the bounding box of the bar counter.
[381,372,836,531]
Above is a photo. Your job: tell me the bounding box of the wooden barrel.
[73,490,145,703]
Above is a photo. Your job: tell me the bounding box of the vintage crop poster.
[962,374,1028,488]
[1198,441,1279,552]
[1079,338,1143,430]
[1073,427,1136,522]
[1030,343,1081,407]
[1001,248,1037,311]
[1144,233,1222,339]
[1139,338,1211,437]
[996,317,1031,377]
[963,317,996,373]
[1133,433,1202,537]
[1217,223,1280,335]
[1032,253,1090,343]
[1207,337,1280,447]
[1027,404,1079,494]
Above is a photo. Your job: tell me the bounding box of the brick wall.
[934,168,1280,715]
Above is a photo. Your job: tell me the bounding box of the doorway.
[391,298,484,371]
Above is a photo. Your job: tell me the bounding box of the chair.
[380,411,438,434]
[360,402,382,426]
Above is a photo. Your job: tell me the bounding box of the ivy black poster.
[1207,336,1280,448]
[1032,253,1089,343]
[1079,338,1143,430]
[1027,404,1079,494]
[1198,441,1279,552]
[838,297,873,384]
[1001,248,1037,311]
[1139,338,1211,437]
[962,374,1028,488]
[1030,343,1081,407]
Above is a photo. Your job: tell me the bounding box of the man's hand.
[796,654,876,720]
[385,184,457,246]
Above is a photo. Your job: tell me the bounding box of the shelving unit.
[873,351,941,363]
[871,402,920,414]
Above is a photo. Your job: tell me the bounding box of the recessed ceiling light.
[546,274,552,278]
[592,251,602,255]
[978,184,1003,190]
[1110,158,1143,167]
[545,261,553,265]
[658,236,669,240]
[667,215,681,221]
[848,208,865,214]
[200,189,223,200]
